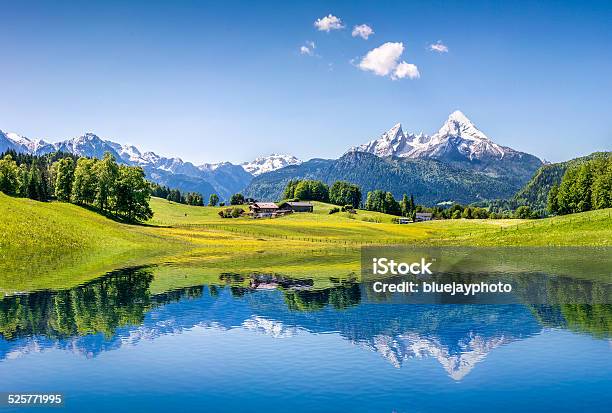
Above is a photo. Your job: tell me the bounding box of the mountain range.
[245,111,544,204]
[1,111,544,205]
[0,129,300,201]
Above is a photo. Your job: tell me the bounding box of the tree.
[114,165,153,222]
[185,192,203,206]
[282,180,299,199]
[365,190,384,212]
[167,189,183,203]
[230,193,245,205]
[384,192,401,215]
[364,190,401,216]
[53,157,75,201]
[17,164,29,197]
[472,207,490,219]
[591,159,612,210]
[514,205,532,219]
[294,179,329,202]
[461,207,473,219]
[0,155,20,195]
[151,183,171,199]
[95,152,119,212]
[329,181,361,208]
[26,160,45,201]
[72,158,98,205]
[208,193,219,206]
[547,183,559,214]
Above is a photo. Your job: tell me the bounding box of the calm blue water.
[0,268,610,412]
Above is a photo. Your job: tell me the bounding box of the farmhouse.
[415,212,433,222]
[249,202,279,218]
[279,201,314,213]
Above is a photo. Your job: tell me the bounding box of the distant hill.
[514,152,612,210]
[244,151,523,205]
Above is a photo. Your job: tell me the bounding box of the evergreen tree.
[26,160,45,201]
[400,194,409,217]
[167,189,183,203]
[547,183,559,214]
[282,179,299,199]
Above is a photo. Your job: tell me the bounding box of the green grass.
[1,194,611,294]
[0,193,185,292]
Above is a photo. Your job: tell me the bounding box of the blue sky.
[0,0,610,163]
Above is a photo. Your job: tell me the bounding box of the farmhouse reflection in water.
[0,266,610,380]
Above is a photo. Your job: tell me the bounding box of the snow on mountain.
[0,130,28,153]
[365,332,510,381]
[351,111,527,162]
[241,154,302,176]
[351,123,430,158]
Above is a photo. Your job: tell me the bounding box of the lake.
[0,265,611,412]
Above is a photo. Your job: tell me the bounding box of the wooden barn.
[279,201,314,213]
[249,202,279,218]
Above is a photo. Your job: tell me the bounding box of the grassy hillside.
[1,194,610,293]
[0,193,183,291]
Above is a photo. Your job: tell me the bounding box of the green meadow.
[1,193,611,294]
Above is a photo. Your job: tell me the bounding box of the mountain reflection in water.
[0,266,610,381]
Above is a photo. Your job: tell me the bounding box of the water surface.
[1,266,610,412]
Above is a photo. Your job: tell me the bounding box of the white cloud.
[299,41,316,56]
[352,24,374,40]
[393,62,420,79]
[358,42,419,80]
[358,42,402,76]
[314,14,344,32]
[429,41,449,53]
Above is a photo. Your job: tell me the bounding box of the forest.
[0,150,153,222]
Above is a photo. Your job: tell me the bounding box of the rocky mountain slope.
[244,151,520,205]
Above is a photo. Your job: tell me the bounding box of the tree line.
[281,179,362,208]
[150,183,218,206]
[0,151,153,222]
[547,155,612,215]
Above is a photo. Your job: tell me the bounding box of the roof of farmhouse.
[283,202,313,207]
[252,202,279,209]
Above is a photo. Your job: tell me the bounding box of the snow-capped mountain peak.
[351,111,521,162]
[241,153,302,176]
[437,110,490,143]
[350,123,423,158]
